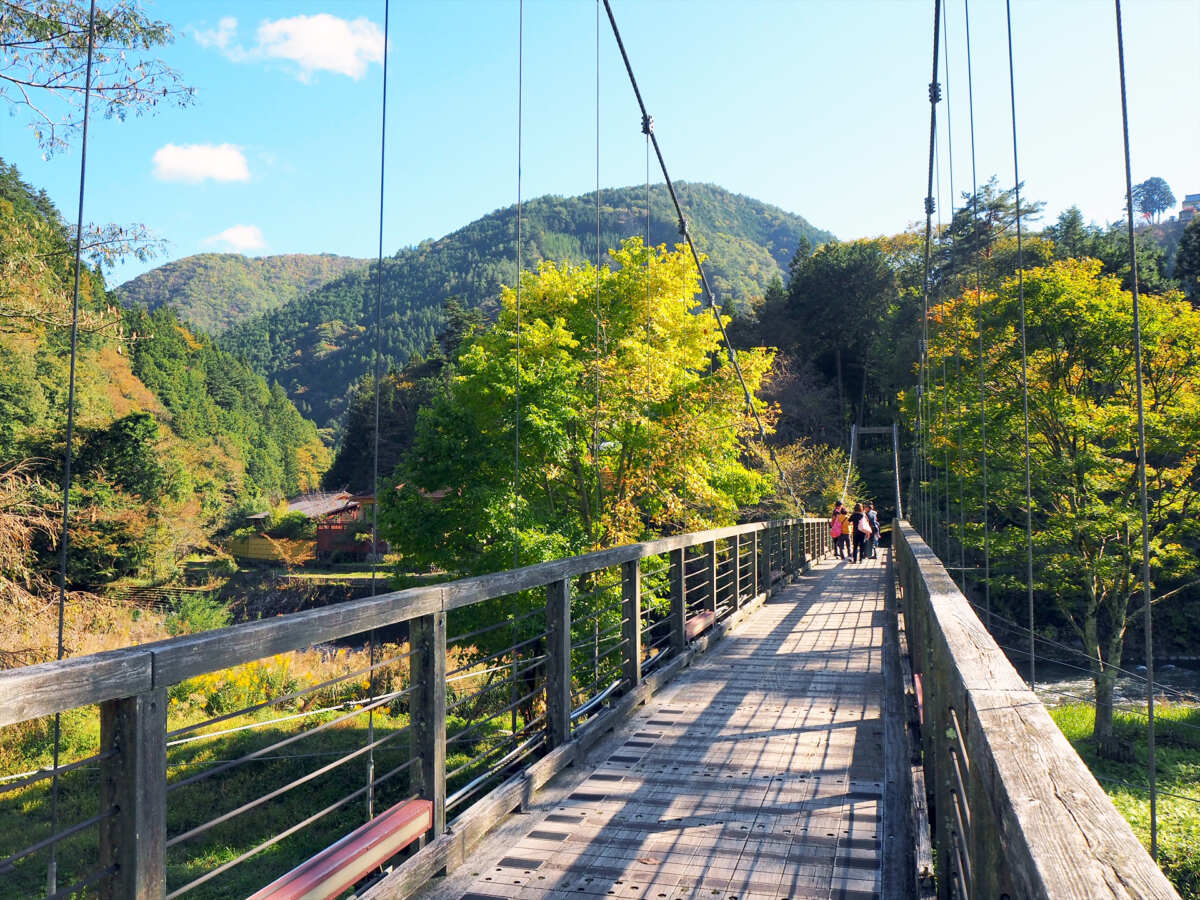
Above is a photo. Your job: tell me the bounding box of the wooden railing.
[893,520,1178,899]
[0,518,830,900]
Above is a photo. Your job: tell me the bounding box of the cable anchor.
[925,196,935,215]
[641,114,654,135]
[929,81,942,103]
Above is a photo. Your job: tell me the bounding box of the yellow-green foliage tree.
[917,259,1200,751]
[383,237,775,578]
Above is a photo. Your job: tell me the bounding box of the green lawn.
[1049,702,1200,898]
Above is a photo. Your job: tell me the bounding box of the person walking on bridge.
[849,502,870,563]
[831,503,849,559]
[865,501,880,560]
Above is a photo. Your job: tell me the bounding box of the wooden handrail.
[0,518,817,729]
[893,520,1177,899]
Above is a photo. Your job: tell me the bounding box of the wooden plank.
[545,579,571,748]
[149,586,443,687]
[100,688,167,900]
[0,648,152,728]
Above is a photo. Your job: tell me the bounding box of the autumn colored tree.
[382,236,775,578]
[917,259,1200,751]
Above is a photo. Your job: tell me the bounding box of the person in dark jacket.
[848,503,868,563]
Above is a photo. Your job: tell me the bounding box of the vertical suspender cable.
[1004,0,1036,691]
[510,0,525,741]
[365,0,390,823]
[940,7,969,588]
[593,0,602,543]
[943,5,966,589]
[963,0,990,629]
[920,0,943,550]
[1113,0,1157,859]
[49,3,98,892]
[513,0,523,566]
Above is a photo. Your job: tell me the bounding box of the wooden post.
[751,531,760,598]
[669,549,686,654]
[732,534,742,608]
[704,541,718,617]
[621,560,642,689]
[100,688,167,900]
[545,579,571,748]
[759,527,771,595]
[410,611,447,835]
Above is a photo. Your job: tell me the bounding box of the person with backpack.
[849,502,870,563]
[830,502,849,559]
[865,502,880,560]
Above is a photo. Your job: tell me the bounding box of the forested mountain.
[116,252,370,334]
[219,183,833,427]
[0,159,327,590]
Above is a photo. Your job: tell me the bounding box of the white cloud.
[194,16,238,52]
[193,14,385,82]
[204,225,266,252]
[153,143,250,183]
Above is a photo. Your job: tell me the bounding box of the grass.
[1048,702,1200,898]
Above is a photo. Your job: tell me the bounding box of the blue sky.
[3,0,1197,288]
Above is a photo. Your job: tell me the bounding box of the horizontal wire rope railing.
[0,517,826,899]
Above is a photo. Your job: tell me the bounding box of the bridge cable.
[1113,0,1157,858]
[599,0,802,512]
[931,22,950,564]
[917,0,942,551]
[365,0,392,823]
[839,424,856,505]
[510,0,526,742]
[514,0,524,566]
[1004,0,1037,693]
[943,4,967,592]
[593,0,602,543]
[48,2,98,893]
[963,0,990,630]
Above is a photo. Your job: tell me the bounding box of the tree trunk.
[1092,664,1118,754]
[835,348,845,441]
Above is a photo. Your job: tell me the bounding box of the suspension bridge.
[0,0,1188,897]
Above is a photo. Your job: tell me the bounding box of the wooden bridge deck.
[423,555,892,900]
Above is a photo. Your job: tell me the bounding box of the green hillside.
[116,252,370,334]
[218,183,833,427]
[0,159,328,592]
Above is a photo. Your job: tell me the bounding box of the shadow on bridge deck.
[421,555,894,900]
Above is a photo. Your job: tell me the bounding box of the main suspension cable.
[1004,0,1037,692]
[1114,0,1157,859]
[593,0,602,543]
[919,0,943,546]
[600,0,801,511]
[49,2,98,893]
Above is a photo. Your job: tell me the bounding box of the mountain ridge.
[117,252,371,334]
[214,182,834,428]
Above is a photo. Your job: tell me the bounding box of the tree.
[787,239,897,430]
[1131,177,1175,224]
[1175,216,1200,304]
[0,0,193,155]
[919,259,1200,753]
[382,236,775,578]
